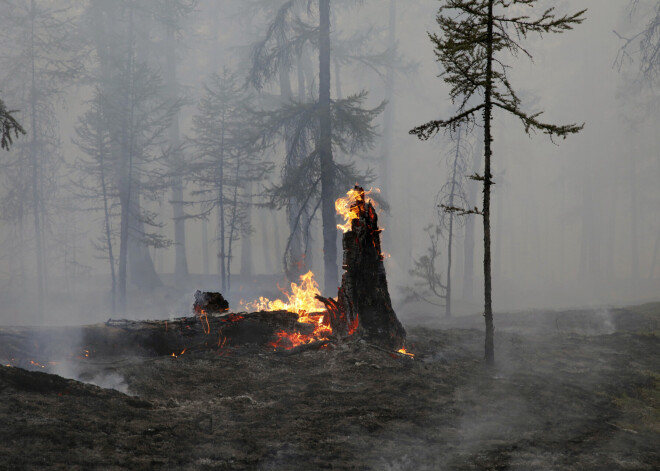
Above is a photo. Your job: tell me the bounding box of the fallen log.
[0,310,312,363]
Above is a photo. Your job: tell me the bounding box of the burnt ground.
[1,303,659,470]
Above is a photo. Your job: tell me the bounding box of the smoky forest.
[1,1,659,470]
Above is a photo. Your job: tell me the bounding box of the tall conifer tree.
[411,0,585,364]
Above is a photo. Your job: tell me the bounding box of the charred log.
[193,291,229,314]
[0,311,310,362]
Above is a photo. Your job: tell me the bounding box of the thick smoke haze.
[0,0,657,327]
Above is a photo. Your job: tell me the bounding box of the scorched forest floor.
[1,303,659,470]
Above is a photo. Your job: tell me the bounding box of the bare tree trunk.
[98,128,116,316]
[462,127,482,302]
[380,0,396,198]
[260,206,274,275]
[202,219,210,275]
[226,156,241,292]
[165,17,189,283]
[240,181,253,277]
[319,0,338,295]
[280,49,304,278]
[118,4,136,314]
[445,127,462,317]
[29,0,44,316]
[483,0,495,365]
[217,110,227,291]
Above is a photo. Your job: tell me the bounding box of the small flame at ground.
[335,187,379,233]
[397,347,414,358]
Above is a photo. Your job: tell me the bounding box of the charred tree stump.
[319,186,406,349]
[193,291,229,315]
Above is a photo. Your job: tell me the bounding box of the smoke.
[50,361,131,395]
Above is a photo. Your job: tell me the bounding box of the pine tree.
[410,0,585,364]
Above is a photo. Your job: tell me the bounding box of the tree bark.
[483,0,495,365]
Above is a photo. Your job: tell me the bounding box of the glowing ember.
[171,348,186,359]
[335,187,380,233]
[198,309,210,334]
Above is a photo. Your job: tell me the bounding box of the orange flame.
[243,271,326,316]
[335,187,379,233]
[397,347,415,358]
[243,271,346,350]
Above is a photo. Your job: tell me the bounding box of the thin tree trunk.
[165,17,189,283]
[483,0,495,365]
[446,126,462,318]
[380,0,396,198]
[202,219,210,275]
[226,156,241,292]
[217,110,226,291]
[240,181,253,277]
[98,125,116,316]
[280,50,303,277]
[319,0,338,294]
[29,0,44,316]
[118,4,136,314]
[462,127,482,302]
[260,207,274,274]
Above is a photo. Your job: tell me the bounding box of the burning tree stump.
[319,186,406,349]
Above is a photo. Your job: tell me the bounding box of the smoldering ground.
[1,302,658,470]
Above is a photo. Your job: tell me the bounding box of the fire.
[397,347,415,358]
[243,271,326,316]
[335,187,379,233]
[243,271,338,350]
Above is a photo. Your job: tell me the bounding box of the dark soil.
[1,303,659,470]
